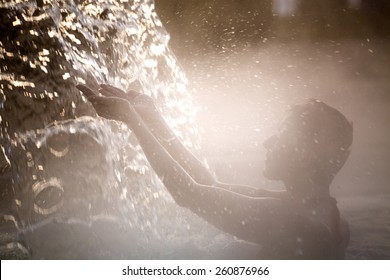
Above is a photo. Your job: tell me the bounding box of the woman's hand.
[98,84,158,123]
[78,84,158,122]
[77,84,173,141]
[76,84,134,123]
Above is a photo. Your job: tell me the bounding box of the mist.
[156,0,390,259]
[1,0,389,260]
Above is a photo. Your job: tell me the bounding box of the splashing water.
[0,0,257,259]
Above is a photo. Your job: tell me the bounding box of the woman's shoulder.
[306,197,349,259]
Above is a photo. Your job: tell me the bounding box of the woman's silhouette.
[77,84,352,259]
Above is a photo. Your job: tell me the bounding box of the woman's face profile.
[263,115,303,181]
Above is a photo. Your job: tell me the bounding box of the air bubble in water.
[46,131,70,158]
[32,177,64,216]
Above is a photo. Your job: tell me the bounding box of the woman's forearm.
[123,104,198,205]
[135,105,217,185]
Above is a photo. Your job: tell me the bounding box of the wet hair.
[288,99,353,182]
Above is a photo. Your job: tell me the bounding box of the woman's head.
[263,100,353,193]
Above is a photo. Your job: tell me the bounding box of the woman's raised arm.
[76,84,292,243]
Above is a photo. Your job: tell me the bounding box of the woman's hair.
[289,99,353,180]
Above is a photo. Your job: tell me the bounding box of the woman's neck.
[285,177,330,203]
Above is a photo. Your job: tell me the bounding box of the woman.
[77,84,352,259]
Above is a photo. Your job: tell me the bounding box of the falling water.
[0,0,259,259]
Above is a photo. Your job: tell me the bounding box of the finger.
[98,87,109,95]
[76,84,99,98]
[99,84,127,98]
[85,95,107,105]
[84,96,111,113]
[126,89,142,100]
[98,87,116,98]
[93,103,123,122]
[93,103,110,116]
[89,99,112,117]
[100,84,142,101]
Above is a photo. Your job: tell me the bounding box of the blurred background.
[155,0,390,258]
[157,0,390,52]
